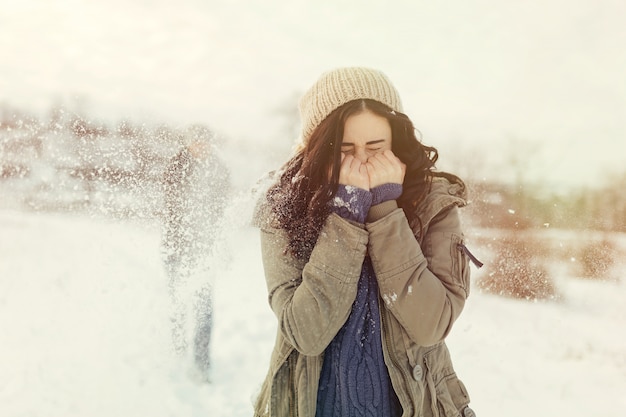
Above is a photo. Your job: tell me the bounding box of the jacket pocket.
[434,371,471,416]
[450,233,470,298]
[267,348,298,417]
[287,350,298,416]
[423,348,471,417]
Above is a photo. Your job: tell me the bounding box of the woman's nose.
[354,148,368,163]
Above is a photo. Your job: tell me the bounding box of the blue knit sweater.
[315,184,403,417]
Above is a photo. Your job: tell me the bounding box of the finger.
[378,149,400,166]
[338,154,352,184]
[382,149,396,160]
[379,151,398,167]
[378,150,397,166]
[381,150,405,172]
[358,164,369,179]
[341,154,355,171]
[349,155,363,171]
[366,154,385,171]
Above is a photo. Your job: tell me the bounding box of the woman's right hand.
[338,153,370,191]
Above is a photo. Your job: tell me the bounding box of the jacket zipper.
[380,306,412,415]
[457,243,483,268]
[289,352,296,417]
[423,359,439,417]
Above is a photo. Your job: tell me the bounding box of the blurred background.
[2,0,625,189]
[1,1,625,416]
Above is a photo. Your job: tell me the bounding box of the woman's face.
[340,110,392,163]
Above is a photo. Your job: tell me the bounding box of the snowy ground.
[1,200,625,417]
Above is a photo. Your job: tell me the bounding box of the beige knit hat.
[298,67,404,145]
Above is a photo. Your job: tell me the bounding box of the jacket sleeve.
[366,203,470,347]
[259,213,368,355]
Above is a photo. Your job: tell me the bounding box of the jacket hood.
[412,172,467,241]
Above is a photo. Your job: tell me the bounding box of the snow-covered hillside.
[1,200,624,417]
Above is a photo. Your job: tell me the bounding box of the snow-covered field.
[1,196,625,417]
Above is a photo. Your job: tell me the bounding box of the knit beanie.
[298,67,404,145]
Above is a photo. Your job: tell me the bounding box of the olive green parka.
[254,175,473,417]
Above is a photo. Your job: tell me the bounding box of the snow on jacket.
[253,175,473,417]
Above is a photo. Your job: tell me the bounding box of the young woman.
[253,67,478,417]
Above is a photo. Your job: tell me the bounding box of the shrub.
[477,235,557,300]
[578,239,616,279]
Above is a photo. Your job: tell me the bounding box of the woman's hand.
[366,150,406,188]
[338,153,370,191]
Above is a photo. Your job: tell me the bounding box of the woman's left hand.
[366,150,406,188]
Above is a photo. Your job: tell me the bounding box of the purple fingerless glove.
[330,185,372,224]
[371,183,403,206]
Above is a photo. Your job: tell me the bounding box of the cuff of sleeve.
[330,185,372,224]
[371,183,403,206]
[366,200,399,223]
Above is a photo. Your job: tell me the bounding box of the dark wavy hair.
[264,99,438,260]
